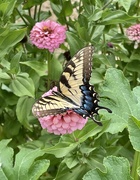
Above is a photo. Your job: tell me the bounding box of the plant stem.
[131,151,140,180]
[34,5,37,20]
[38,3,42,21]
[47,51,52,90]
[136,0,140,16]
[133,72,138,87]
[16,8,29,26]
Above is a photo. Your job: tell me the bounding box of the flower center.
[42,26,52,36]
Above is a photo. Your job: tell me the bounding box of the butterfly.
[32,46,112,126]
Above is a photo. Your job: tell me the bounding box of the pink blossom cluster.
[126,24,140,49]
[36,87,88,135]
[30,20,67,52]
[39,111,88,135]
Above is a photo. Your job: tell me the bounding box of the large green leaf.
[128,116,140,151]
[0,28,26,57]
[0,139,14,180]
[14,148,48,180]
[0,69,11,83]
[20,61,48,77]
[10,73,35,98]
[16,96,35,130]
[128,86,140,151]
[10,51,22,74]
[0,140,49,180]
[126,60,140,72]
[48,57,62,81]
[118,0,131,12]
[100,10,137,25]
[83,156,132,180]
[99,68,138,133]
[60,0,73,16]
[28,159,50,180]
[56,161,89,180]
[0,0,17,21]
[66,31,84,56]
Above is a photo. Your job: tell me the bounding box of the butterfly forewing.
[59,46,94,105]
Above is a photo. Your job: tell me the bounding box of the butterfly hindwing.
[32,93,79,117]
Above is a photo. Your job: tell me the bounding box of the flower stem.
[15,8,29,26]
[131,151,140,180]
[136,0,140,16]
[47,51,53,90]
[133,72,138,87]
[34,5,37,20]
[38,3,42,21]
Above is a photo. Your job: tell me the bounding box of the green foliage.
[0,0,140,179]
[83,156,132,180]
[0,139,49,180]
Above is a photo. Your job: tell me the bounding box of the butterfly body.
[32,46,111,126]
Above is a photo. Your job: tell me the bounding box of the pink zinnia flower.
[35,87,88,135]
[126,24,140,49]
[30,20,67,52]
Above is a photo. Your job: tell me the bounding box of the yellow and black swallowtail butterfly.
[32,46,111,126]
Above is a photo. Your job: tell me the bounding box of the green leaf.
[128,116,140,151]
[10,51,22,74]
[127,86,140,151]
[100,10,137,25]
[3,118,21,138]
[0,140,48,180]
[83,156,132,180]
[16,96,35,130]
[118,0,131,12]
[56,161,89,180]
[126,60,140,72]
[20,61,48,76]
[50,1,62,17]
[66,31,84,56]
[0,69,11,82]
[88,9,103,21]
[28,159,50,180]
[0,139,14,180]
[10,74,35,98]
[0,0,17,21]
[22,14,36,25]
[44,121,102,158]
[109,49,130,62]
[23,0,46,9]
[90,70,104,84]
[90,25,105,40]
[14,148,46,180]
[48,57,62,81]
[0,28,26,56]
[74,22,90,41]
[61,1,73,16]
[99,68,137,133]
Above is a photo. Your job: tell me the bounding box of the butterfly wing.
[59,46,94,105]
[32,93,79,117]
[32,46,94,118]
